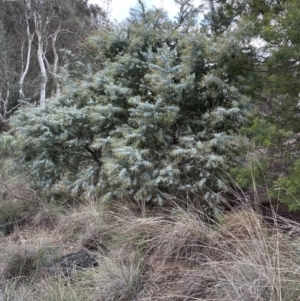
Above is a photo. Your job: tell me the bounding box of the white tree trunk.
[37,37,47,108]
[44,26,61,96]
[0,82,9,119]
[52,32,60,96]
[35,14,48,108]
[19,15,34,101]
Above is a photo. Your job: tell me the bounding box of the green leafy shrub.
[12,0,249,207]
[245,117,278,147]
[0,134,14,155]
[272,159,300,211]
[229,159,267,190]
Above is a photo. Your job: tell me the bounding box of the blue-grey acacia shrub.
[12,0,249,206]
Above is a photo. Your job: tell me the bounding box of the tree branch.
[83,145,102,166]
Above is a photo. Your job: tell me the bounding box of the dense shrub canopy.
[12,0,250,206]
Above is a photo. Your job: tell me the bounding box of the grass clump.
[147,208,211,263]
[2,180,300,301]
[0,194,67,236]
[1,276,82,301]
[160,208,300,301]
[30,200,66,229]
[0,239,59,282]
[84,251,143,301]
[58,202,109,243]
[0,200,26,235]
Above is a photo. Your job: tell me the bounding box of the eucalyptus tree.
[0,0,107,113]
[0,20,10,129]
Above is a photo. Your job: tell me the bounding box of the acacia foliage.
[12,0,250,205]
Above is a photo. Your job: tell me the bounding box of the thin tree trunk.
[0,82,10,125]
[35,14,48,108]
[19,15,34,101]
[3,82,9,118]
[44,26,61,96]
[52,27,61,96]
[37,35,47,108]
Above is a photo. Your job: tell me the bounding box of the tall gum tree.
[18,8,35,102]
[0,20,10,127]
[0,0,107,111]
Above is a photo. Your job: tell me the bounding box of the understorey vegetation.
[2,0,300,300]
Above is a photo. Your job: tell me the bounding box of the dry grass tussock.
[2,194,300,300]
[0,172,71,237]
[0,237,60,283]
[117,205,300,301]
[165,209,300,301]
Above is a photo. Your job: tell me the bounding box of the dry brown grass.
[1,192,300,301]
[82,251,143,301]
[146,209,211,263]
[141,207,300,301]
[3,137,300,300]
[0,170,71,238]
[0,238,59,284]
[57,201,111,246]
